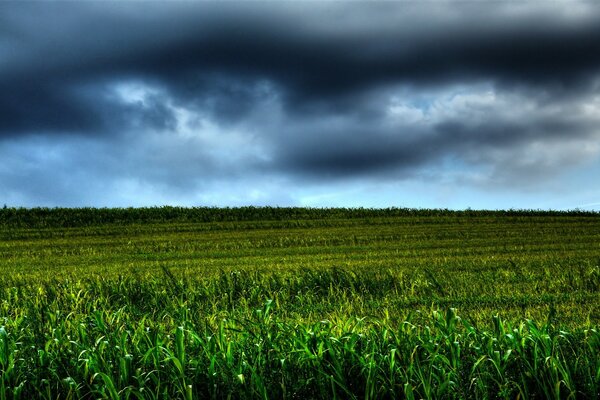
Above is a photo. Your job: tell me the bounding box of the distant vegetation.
[0,208,598,398]
[1,205,598,228]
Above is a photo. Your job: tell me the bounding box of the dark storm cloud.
[270,99,600,181]
[0,79,178,136]
[1,1,600,205]
[3,2,600,133]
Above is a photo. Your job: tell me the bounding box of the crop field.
[0,207,599,399]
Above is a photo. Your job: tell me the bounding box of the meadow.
[0,207,598,399]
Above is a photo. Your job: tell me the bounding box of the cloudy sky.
[2,1,600,209]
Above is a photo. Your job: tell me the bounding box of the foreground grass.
[0,207,599,398]
[1,293,598,399]
[0,273,598,399]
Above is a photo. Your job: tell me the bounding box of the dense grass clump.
[0,208,599,398]
[0,276,598,399]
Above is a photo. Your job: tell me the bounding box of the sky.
[1,1,600,210]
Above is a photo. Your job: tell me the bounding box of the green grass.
[0,207,599,398]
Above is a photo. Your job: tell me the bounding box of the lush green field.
[0,207,598,399]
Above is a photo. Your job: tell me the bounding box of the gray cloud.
[1,1,600,207]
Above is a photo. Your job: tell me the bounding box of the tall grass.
[0,271,598,399]
[0,284,598,399]
[0,208,598,398]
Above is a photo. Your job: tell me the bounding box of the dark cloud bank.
[1,2,599,207]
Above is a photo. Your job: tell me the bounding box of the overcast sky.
[1,1,600,209]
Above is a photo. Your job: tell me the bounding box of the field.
[0,207,599,399]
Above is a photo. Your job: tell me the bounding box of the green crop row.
[0,208,599,398]
[0,296,598,399]
[1,206,598,229]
